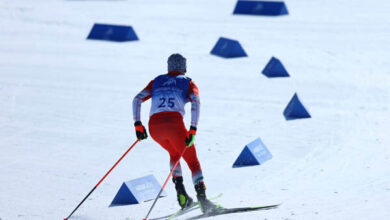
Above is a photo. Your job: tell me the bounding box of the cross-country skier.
[132,54,217,213]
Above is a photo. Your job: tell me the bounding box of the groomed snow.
[0,0,389,219]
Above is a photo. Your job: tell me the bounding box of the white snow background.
[0,0,389,219]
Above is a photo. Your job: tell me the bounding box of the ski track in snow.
[0,0,389,219]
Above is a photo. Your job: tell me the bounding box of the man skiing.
[132,54,217,213]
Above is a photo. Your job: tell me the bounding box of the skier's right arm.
[132,81,153,140]
[185,81,200,147]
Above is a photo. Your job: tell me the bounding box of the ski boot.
[173,176,193,209]
[195,182,219,214]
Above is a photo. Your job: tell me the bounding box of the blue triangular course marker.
[283,93,311,120]
[210,37,248,58]
[233,1,289,16]
[110,174,166,207]
[87,23,139,42]
[233,138,272,168]
[110,183,138,206]
[262,57,290,78]
[279,3,288,15]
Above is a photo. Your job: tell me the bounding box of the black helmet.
[167,53,186,73]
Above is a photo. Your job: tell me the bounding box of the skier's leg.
[165,118,204,185]
[180,147,218,213]
[149,118,182,176]
[172,176,193,209]
[166,120,217,213]
[164,141,194,209]
[185,150,218,214]
[149,118,193,209]
[163,145,182,178]
[181,146,204,185]
[166,146,194,209]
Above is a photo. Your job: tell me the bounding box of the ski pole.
[143,146,188,220]
[64,139,140,220]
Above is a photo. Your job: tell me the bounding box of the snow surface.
[1,0,389,219]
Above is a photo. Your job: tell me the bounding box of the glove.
[134,121,148,140]
[185,126,197,147]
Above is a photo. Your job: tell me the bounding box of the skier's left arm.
[132,81,153,140]
[185,80,200,147]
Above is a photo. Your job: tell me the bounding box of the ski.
[149,204,198,220]
[185,204,280,220]
[149,194,223,220]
